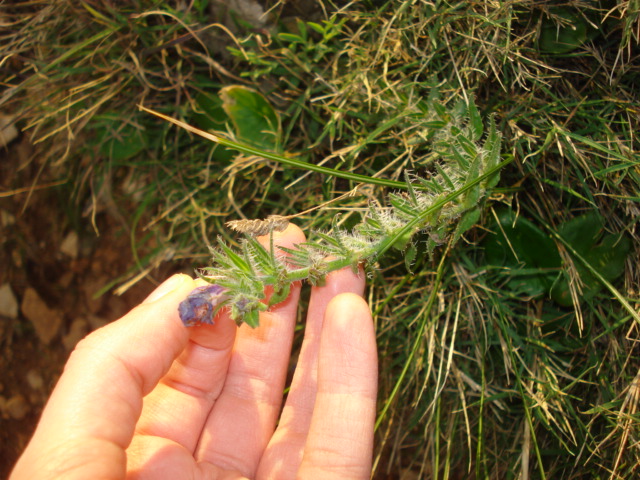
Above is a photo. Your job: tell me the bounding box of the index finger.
[194,223,306,477]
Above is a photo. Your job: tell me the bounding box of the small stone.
[0,209,16,228]
[4,394,29,420]
[21,288,64,345]
[400,468,422,480]
[58,271,74,289]
[226,0,269,28]
[87,315,108,331]
[0,114,18,148]
[60,231,79,259]
[0,283,18,318]
[26,370,44,391]
[11,248,23,268]
[62,318,88,351]
[84,276,108,314]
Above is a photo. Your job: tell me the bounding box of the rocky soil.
[0,134,179,476]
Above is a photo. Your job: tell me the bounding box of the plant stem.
[202,157,512,289]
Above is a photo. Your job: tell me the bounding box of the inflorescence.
[177,97,505,328]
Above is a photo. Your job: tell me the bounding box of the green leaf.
[435,163,455,189]
[588,234,631,282]
[389,193,418,218]
[243,236,276,275]
[454,208,481,242]
[243,309,261,328]
[98,122,147,161]
[539,9,588,54]
[193,91,228,130]
[192,91,234,162]
[483,209,561,297]
[557,212,603,251]
[219,85,281,151]
[278,32,305,44]
[404,243,417,273]
[456,133,479,158]
[467,96,483,142]
[307,21,325,35]
[482,117,502,189]
[391,230,414,251]
[217,238,253,274]
[268,282,291,307]
[550,212,632,304]
[448,144,470,170]
[461,154,482,208]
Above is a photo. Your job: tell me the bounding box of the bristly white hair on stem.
[148,96,508,328]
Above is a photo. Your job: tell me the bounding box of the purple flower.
[178,285,227,327]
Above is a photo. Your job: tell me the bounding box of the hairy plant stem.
[202,158,511,290]
[149,94,507,327]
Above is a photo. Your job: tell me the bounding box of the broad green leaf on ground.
[193,91,234,162]
[538,9,589,54]
[98,120,148,161]
[193,91,228,131]
[484,209,631,306]
[219,85,281,151]
[484,208,561,297]
[550,212,632,306]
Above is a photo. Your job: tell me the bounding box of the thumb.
[11,274,198,480]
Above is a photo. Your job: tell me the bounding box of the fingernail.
[143,274,191,304]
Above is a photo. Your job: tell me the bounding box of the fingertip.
[315,266,367,309]
[325,292,371,323]
[323,293,377,394]
[142,273,196,304]
[257,221,306,250]
[279,222,307,244]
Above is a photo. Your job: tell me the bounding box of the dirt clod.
[0,284,18,319]
[62,318,89,351]
[1,394,29,420]
[20,288,64,345]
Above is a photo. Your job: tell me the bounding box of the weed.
[2,0,639,477]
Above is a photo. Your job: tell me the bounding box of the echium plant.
[143,97,507,328]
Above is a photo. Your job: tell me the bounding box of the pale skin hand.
[10,224,378,480]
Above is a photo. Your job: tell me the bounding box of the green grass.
[2,0,639,477]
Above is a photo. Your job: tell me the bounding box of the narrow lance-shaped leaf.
[467,95,484,142]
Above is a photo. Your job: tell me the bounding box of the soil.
[0,135,181,476]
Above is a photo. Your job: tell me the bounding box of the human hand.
[10,224,378,480]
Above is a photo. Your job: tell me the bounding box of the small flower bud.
[178,285,227,327]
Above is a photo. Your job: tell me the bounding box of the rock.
[210,0,272,36]
[0,114,18,148]
[62,318,88,351]
[59,231,79,259]
[0,209,16,228]
[11,248,23,268]
[21,288,64,345]
[26,370,44,391]
[400,469,423,480]
[57,271,74,289]
[2,394,29,420]
[84,276,108,314]
[0,283,18,318]
[229,0,268,27]
[87,315,108,331]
